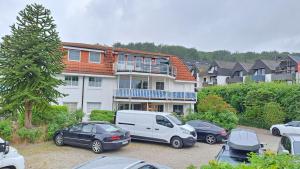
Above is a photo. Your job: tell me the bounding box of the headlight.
[180,127,191,135]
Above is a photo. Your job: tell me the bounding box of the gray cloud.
[0,0,300,52]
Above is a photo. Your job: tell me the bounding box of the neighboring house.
[57,42,197,120]
[203,61,235,86]
[189,62,210,90]
[272,55,300,83]
[249,59,280,82]
[226,62,253,84]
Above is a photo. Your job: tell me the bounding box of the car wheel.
[205,135,216,144]
[171,137,183,149]
[92,140,103,154]
[272,128,280,136]
[54,133,64,146]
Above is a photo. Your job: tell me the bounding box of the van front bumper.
[182,137,196,147]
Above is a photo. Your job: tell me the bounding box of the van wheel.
[272,128,280,136]
[171,137,183,149]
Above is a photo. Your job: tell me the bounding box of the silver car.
[73,156,172,169]
[277,134,300,155]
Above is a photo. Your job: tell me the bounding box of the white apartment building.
[56,42,197,120]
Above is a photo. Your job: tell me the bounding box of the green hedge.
[198,82,300,128]
[0,120,13,141]
[90,110,115,123]
[17,127,43,143]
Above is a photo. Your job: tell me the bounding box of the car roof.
[80,121,111,125]
[228,128,260,151]
[73,156,144,169]
[117,110,171,116]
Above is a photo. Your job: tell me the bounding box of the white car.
[115,110,197,148]
[0,138,25,169]
[270,121,300,136]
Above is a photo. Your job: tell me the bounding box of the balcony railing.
[114,63,177,77]
[271,73,296,81]
[114,88,196,101]
[252,75,265,82]
[226,76,243,83]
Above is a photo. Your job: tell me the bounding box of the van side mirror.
[166,123,174,128]
[0,141,10,154]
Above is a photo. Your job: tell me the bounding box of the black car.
[186,120,227,144]
[53,121,131,153]
[215,128,265,165]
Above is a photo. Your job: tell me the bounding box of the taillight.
[219,130,227,136]
[111,135,121,141]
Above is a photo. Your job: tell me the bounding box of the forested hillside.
[113,42,297,62]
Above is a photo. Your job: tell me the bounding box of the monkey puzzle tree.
[0,4,65,128]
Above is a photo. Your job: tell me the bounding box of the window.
[157,105,164,112]
[63,102,77,112]
[156,82,164,90]
[89,51,101,63]
[119,76,130,88]
[68,49,80,61]
[81,124,94,133]
[65,76,78,86]
[132,77,148,89]
[281,136,292,153]
[156,115,173,128]
[173,105,184,115]
[138,165,158,169]
[88,77,102,87]
[118,104,130,110]
[69,124,82,132]
[87,102,101,113]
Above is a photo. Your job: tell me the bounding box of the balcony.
[226,76,243,84]
[252,75,265,82]
[114,63,177,77]
[271,73,296,81]
[114,88,196,101]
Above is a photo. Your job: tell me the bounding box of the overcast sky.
[1,0,300,52]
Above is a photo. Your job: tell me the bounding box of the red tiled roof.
[62,42,195,81]
[170,56,196,81]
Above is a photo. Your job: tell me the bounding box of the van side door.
[152,115,174,143]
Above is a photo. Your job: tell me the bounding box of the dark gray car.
[186,120,227,144]
[73,156,172,169]
[53,121,130,153]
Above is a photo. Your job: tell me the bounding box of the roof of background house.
[239,62,253,72]
[260,59,280,70]
[214,60,236,69]
[62,42,195,82]
[290,55,300,63]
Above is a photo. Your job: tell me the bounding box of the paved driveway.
[15,126,280,169]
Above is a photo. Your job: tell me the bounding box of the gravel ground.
[14,126,280,169]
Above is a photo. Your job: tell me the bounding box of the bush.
[198,83,300,128]
[0,120,13,141]
[90,110,115,123]
[199,152,300,169]
[263,102,286,128]
[188,95,238,130]
[17,127,43,143]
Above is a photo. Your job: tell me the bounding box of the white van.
[115,110,197,148]
[0,138,25,169]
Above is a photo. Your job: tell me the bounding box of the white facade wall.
[217,76,229,85]
[265,74,272,82]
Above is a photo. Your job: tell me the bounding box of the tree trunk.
[24,101,33,129]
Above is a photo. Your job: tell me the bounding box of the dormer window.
[89,51,101,63]
[68,49,80,61]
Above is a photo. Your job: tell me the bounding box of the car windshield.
[166,115,183,125]
[98,124,121,132]
[293,141,300,155]
[218,155,249,165]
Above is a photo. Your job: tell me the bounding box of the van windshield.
[166,115,183,125]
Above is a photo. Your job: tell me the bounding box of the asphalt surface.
[15,126,281,169]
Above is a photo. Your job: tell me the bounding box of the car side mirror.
[4,141,9,154]
[166,123,174,128]
[282,150,290,154]
[260,143,266,148]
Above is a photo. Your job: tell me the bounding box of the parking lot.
[15,126,280,169]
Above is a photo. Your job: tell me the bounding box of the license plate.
[122,140,128,145]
